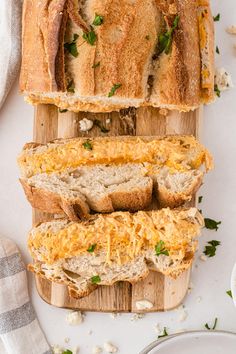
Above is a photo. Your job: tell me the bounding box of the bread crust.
[20,0,215,112]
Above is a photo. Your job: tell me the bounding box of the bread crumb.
[92,346,102,354]
[52,345,64,354]
[154,323,162,335]
[169,3,177,14]
[178,309,188,322]
[79,118,94,132]
[106,118,111,124]
[130,313,145,321]
[226,25,236,34]
[66,311,84,326]
[215,67,234,91]
[104,342,118,353]
[199,254,207,262]
[159,108,169,116]
[135,300,153,310]
[110,313,121,319]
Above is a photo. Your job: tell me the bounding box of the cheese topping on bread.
[18,136,213,178]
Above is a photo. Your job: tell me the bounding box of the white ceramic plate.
[140,331,236,354]
[231,262,236,306]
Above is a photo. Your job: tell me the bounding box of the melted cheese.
[19,136,213,178]
[28,209,204,265]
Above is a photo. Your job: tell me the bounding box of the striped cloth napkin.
[0,236,52,354]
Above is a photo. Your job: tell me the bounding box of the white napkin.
[0,236,52,354]
[0,0,22,110]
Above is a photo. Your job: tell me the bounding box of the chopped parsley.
[214,84,221,97]
[205,318,218,330]
[94,119,109,133]
[93,13,104,26]
[203,240,221,257]
[198,196,203,203]
[216,46,220,54]
[67,80,75,93]
[83,30,97,45]
[87,244,97,253]
[227,290,232,298]
[155,240,169,257]
[59,108,68,113]
[108,83,122,97]
[64,33,79,57]
[91,275,101,284]
[204,218,221,231]
[92,61,100,68]
[158,327,168,338]
[62,350,73,354]
[213,13,220,22]
[158,15,179,55]
[82,140,93,150]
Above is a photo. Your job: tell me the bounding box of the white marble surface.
[0,1,236,353]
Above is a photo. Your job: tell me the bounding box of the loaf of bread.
[18,136,213,219]
[20,0,214,113]
[28,208,204,298]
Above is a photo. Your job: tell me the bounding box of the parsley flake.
[62,350,73,354]
[108,83,122,97]
[214,84,221,97]
[158,15,179,55]
[91,275,101,284]
[204,218,221,231]
[67,80,75,93]
[205,317,218,330]
[158,327,168,338]
[87,244,97,253]
[83,30,97,45]
[198,196,203,203]
[203,240,221,258]
[94,119,109,133]
[82,140,93,150]
[92,61,100,68]
[216,46,220,54]
[227,290,232,298]
[64,33,79,57]
[213,13,220,22]
[59,108,68,113]
[93,13,104,26]
[155,240,169,257]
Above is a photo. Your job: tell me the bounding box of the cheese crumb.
[66,311,84,326]
[52,345,64,354]
[131,313,145,321]
[79,118,94,132]
[226,25,236,34]
[64,337,70,343]
[135,300,153,310]
[215,68,234,91]
[178,309,188,322]
[199,254,207,262]
[106,118,111,124]
[104,342,118,353]
[92,346,102,354]
[154,323,163,335]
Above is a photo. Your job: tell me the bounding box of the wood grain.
[33,105,200,312]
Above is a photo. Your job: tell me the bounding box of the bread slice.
[20,164,153,220]
[18,135,213,178]
[20,0,214,112]
[20,163,203,220]
[28,208,204,299]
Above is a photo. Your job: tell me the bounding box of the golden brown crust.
[20,0,215,112]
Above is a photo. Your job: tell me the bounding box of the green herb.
[62,350,73,354]
[204,218,221,231]
[94,119,109,133]
[67,80,75,93]
[158,327,168,338]
[93,13,104,26]
[145,35,150,40]
[203,240,221,257]
[82,140,93,150]
[91,275,101,284]
[155,240,169,257]
[158,15,179,55]
[108,83,122,97]
[205,318,218,330]
[87,244,97,253]
[59,108,68,113]
[64,33,79,57]
[213,13,220,22]
[92,61,100,68]
[83,30,97,45]
[216,46,220,54]
[214,84,221,97]
[227,290,232,298]
[198,196,203,203]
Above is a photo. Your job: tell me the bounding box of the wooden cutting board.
[33,105,201,312]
